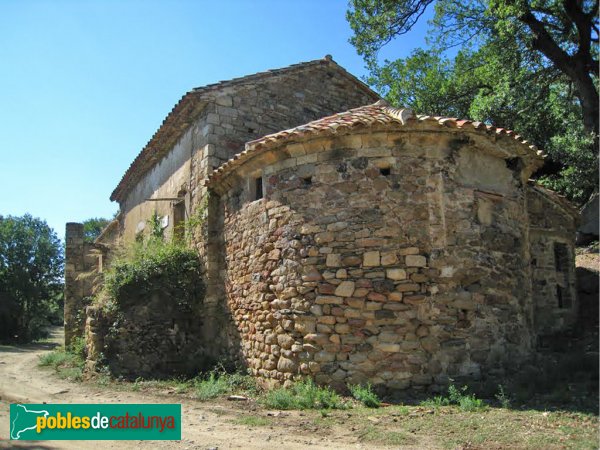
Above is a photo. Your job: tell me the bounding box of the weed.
[359,425,416,446]
[421,384,487,412]
[350,383,381,408]
[420,395,450,408]
[39,344,85,381]
[234,416,270,427]
[496,384,511,408]
[194,368,257,401]
[260,379,347,410]
[261,387,297,410]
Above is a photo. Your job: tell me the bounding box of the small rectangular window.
[554,242,568,272]
[173,200,186,242]
[379,167,391,176]
[255,176,263,200]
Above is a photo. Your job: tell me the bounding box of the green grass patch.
[359,425,416,446]
[194,370,257,401]
[38,337,85,381]
[260,379,347,410]
[421,384,487,412]
[349,383,381,408]
[234,416,271,427]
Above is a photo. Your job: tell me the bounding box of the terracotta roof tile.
[206,101,545,186]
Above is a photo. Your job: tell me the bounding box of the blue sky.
[0,0,431,239]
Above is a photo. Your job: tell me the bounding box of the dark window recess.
[380,167,391,176]
[302,176,312,186]
[556,285,563,308]
[255,177,263,200]
[554,242,569,272]
[556,285,572,309]
[173,200,186,242]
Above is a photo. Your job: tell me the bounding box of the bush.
[194,368,257,401]
[261,379,347,410]
[102,237,204,311]
[39,342,85,382]
[421,384,487,412]
[350,383,381,408]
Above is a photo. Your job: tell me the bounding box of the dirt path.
[0,328,372,450]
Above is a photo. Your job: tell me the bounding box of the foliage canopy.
[82,217,111,243]
[347,0,599,204]
[0,214,64,342]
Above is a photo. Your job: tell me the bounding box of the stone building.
[65,57,579,390]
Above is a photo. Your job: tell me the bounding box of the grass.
[234,416,271,427]
[359,424,417,446]
[349,383,381,408]
[421,384,487,412]
[34,356,599,449]
[121,368,258,400]
[38,338,85,381]
[194,370,257,400]
[260,379,348,410]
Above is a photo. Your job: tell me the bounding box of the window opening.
[255,176,263,200]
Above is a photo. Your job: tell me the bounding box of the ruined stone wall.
[527,186,578,335]
[84,293,210,379]
[64,223,108,346]
[218,128,536,391]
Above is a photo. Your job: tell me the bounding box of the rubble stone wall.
[64,223,107,346]
[217,127,540,391]
[527,187,578,335]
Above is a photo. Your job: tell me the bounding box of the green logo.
[10,403,181,440]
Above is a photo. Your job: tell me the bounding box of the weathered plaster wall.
[527,186,578,335]
[217,128,537,391]
[121,125,196,242]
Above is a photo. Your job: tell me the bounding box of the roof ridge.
[110,56,379,202]
[190,56,331,95]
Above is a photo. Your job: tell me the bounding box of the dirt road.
[0,328,369,450]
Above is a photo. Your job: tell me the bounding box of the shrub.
[261,379,347,410]
[39,343,85,382]
[194,368,257,401]
[421,384,487,412]
[350,383,381,408]
[102,237,204,311]
[495,384,511,408]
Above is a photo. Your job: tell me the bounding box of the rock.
[277,357,297,373]
[326,253,342,267]
[387,268,407,280]
[405,255,427,267]
[342,256,362,266]
[277,334,295,349]
[381,251,398,266]
[376,343,401,352]
[335,281,355,297]
[363,251,381,267]
[315,295,343,305]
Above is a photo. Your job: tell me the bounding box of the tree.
[347,0,599,203]
[0,215,64,342]
[82,217,111,243]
